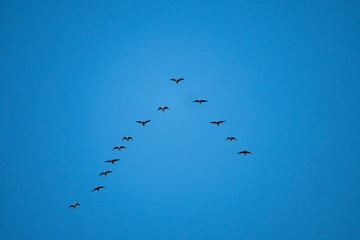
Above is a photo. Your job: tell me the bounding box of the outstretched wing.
[106,171,112,174]
[193,100,200,102]
[69,205,73,209]
[136,121,142,124]
[210,121,217,124]
[164,106,169,110]
[178,78,184,81]
[113,159,120,162]
[219,121,225,123]
[113,146,118,150]
[99,186,105,189]
[158,107,162,110]
[92,188,97,192]
[99,172,104,176]
[129,137,133,140]
[225,137,230,141]
[201,100,208,102]
[144,120,151,124]
[170,79,176,81]
[75,203,80,206]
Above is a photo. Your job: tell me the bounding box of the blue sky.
[1,0,359,239]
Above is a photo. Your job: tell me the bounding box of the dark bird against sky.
[210,120,226,126]
[136,120,151,126]
[158,106,169,112]
[113,145,126,150]
[238,149,252,155]
[92,186,105,192]
[226,136,237,141]
[193,98,208,104]
[69,203,80,209]
[99,171,112,176]
[170,78,184,84]
[105,158,120,164]
[122,136,133,141]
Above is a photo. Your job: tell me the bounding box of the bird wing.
[75,203,80,206]
[144,120,151,123]
[164,106,169,109]
[225,137,230,141]
[113,159,120,161]
[92,188,96,192]
[105,160,111,163]
[129,137,133,140]
[136,121,142,124]
[193,100,199,102]
[210,122,216,124]
[201,100,208,102]
[113,147,118,150]
[219,121,225,123]
[99,186,105,189]
[238,151,244,154]
[106,171,112,174]
[178,78,184,81]
[99,172,104,176]
[69,205,73,209]
[170,79,176,81]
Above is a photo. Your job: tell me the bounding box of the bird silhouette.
[226,136,237,141]
[158,106,169,112]
[170,78,184,84]
[193,98,208,104]
[210,120,225,126]
[113,145,126,150]
[238,149,252,155]
[92,186,105,192]
[136,120,151,126]
[69,203,80,209]
[99,171,112,176]
[105,158,120,164]
[122,136,133,141]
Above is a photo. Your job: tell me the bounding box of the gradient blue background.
[1,0,359,239]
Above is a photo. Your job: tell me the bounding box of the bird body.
[105,158,120,164]
[193,98,208,104]
[170,78,184,84]
[122,135,133,141]
[136,120,151,126]
[238,149,252,155]
[226,136,237,141]
[92,186,105,192]
[158,106,169,112]
[113,145,126,150]
[69,203,80,209]
[99,171,112,176]
[210,120,225,126]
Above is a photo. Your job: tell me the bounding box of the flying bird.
[113,145,126,150]
[170,78,184,84]
[210,120,226,126]
[158,106,169,112]
[238,149,252,155]
[136,120,151,126]
[69,203,80,209]
[92,186,105,192]
[99,171,112,176]
[122,136,133,141]
[226,136,237,141]
[105,158,120,164]
[193,98,208,104]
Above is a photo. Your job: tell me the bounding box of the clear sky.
[1,0,359,239]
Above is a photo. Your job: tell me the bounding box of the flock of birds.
[69,77,252,209]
